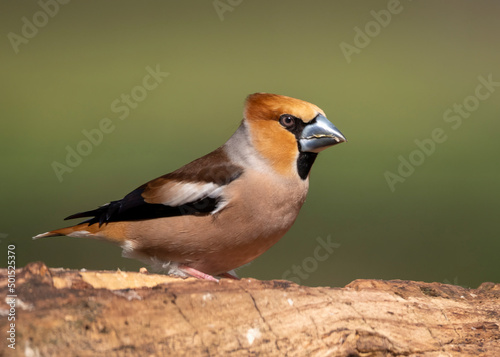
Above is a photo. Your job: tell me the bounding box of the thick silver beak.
[299,114,347,153]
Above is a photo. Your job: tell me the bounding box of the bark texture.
[1,262,499,356]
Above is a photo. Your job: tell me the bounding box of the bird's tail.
[32,223,95,240]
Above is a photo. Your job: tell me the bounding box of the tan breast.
[120,168,309,275]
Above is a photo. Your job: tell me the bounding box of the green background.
[1,1,498,288]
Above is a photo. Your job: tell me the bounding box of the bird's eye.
[279,114,296,130]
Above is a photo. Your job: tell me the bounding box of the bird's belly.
[126,174,308,275]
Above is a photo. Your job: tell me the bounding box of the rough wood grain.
[1,262,498,356]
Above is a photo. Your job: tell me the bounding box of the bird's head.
[243,93,346,179]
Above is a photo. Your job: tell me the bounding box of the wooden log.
[1,262,498,356]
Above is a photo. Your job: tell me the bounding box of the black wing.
[64,148,243,226]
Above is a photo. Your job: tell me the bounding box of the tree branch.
[1,262,499,356]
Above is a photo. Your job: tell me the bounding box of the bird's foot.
[178,265,219,282]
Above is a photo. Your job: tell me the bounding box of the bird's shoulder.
[141,147,244,205]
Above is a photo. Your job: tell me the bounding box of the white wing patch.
[161,182,227,214]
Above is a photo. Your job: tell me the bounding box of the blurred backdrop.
[1,1,499,288]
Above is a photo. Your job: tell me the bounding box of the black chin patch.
[296,152,318,180]
[279,114,321,179]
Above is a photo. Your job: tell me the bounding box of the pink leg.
[178,265,219,282]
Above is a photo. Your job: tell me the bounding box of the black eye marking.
[279,114,297,130]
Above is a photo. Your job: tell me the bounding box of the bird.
[34,93,347,281]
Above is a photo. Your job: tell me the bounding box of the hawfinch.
[34,93,346,281]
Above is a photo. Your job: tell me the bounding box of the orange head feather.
[244,93,325,124]
[243,93,327,177]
